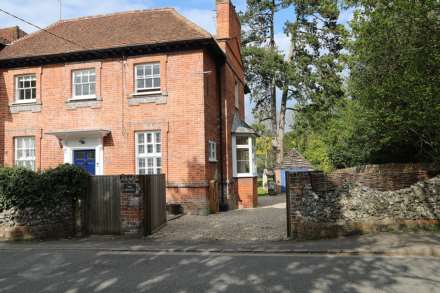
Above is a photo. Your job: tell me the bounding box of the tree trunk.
[269,1,278,158]
[276,86,288,166]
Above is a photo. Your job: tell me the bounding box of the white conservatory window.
[233,135,256,177]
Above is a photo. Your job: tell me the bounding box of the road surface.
[0,249,439,292]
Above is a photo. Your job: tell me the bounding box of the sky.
[0,0,353,124]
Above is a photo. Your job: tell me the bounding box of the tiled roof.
[0,8,212,61]
[279,149,314,171]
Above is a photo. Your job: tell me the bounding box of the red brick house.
[0,0,258,214]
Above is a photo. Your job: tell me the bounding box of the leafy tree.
[347,0,440,162]
[242,0,286,136]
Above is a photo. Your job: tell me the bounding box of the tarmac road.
[0,249,439,293]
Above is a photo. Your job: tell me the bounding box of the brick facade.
[0,1,255,214]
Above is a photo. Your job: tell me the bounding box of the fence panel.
[139,175,167,236]
[87,176,121,235]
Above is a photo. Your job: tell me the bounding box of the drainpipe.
[217,65,227,211]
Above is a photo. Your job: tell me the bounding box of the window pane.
[155,143,161,154]
[147,158,154,167]
[156,168,162,174]
[154,65,160,75]
[153,78,160,88]
[236,136,249,145]
[138,133,145,144]
[75,85,82,96]
[139,158,145,169]
[138,145,145,154]
[136,79,145,89]
[156,158,161,167]
[81,74,88,83]
[147,145,153,153]
[76,151,85,160]
[89,73,96,82]
[155,132,161,143]
[31,88,36,99]
[82,85,90,96]
[146,78,153,89]
[145,65,152,76]
[19,90,24,100]
[90,83,96,95]
[136,66,144,77]
[74,74,81,83]
[237,149,249,161]
[24,80,30,88]
[147,133,152,143]
[237,160,250,173]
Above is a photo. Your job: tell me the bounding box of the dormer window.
[15,74,36,103]
[72,69,96,99]
[135,63,160,93]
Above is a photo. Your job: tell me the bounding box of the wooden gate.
[139,175,167,235]
[87,176,121,234]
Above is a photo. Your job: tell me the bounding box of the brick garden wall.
[308,163,440,192]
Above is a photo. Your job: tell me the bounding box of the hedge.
[0,164,89,211]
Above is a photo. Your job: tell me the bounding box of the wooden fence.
[139,175,167,235]
[85,175,166,236]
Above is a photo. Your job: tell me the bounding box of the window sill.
[66,97,102,110]
[68,96,99,102]
[131,90,162,96]
[234,173,257,178]
[209,159,218,163]
[13,99,37,105]
[9,101,41,113]
[128,92,167,106]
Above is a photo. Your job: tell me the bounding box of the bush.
[0,164,89,211]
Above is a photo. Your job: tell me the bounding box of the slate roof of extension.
[278,149,314,171]
[0,8,212,61]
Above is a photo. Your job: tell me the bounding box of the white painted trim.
[62,137,104,175]
[232,135,257,178]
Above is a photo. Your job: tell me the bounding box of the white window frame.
[72,69,96,100]
[232,135,256,177]
[14,136,36,171]
[235,81,240,109]
[15,74,37,103]
[134,63,161,94]
[208,140,217,162]
[135,131,162,175]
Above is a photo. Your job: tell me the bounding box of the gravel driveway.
[151,195,287,241]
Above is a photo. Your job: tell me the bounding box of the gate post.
[120,175,143,236]
[286,172,312,239]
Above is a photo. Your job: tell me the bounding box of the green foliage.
[346,0,440,163]
[0,164,89,211]
[288,0,440,170]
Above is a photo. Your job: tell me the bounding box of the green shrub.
[0,164,89,211]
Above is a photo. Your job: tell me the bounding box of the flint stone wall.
[0,200,74,240]
[287,174,440,240]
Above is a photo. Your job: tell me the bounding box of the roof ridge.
[58,7,176,24]
[5,20,62,47]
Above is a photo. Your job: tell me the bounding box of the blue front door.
[74,150,96,175]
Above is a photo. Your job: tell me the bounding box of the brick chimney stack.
[216,0,241,44]
[0,26,27,45]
